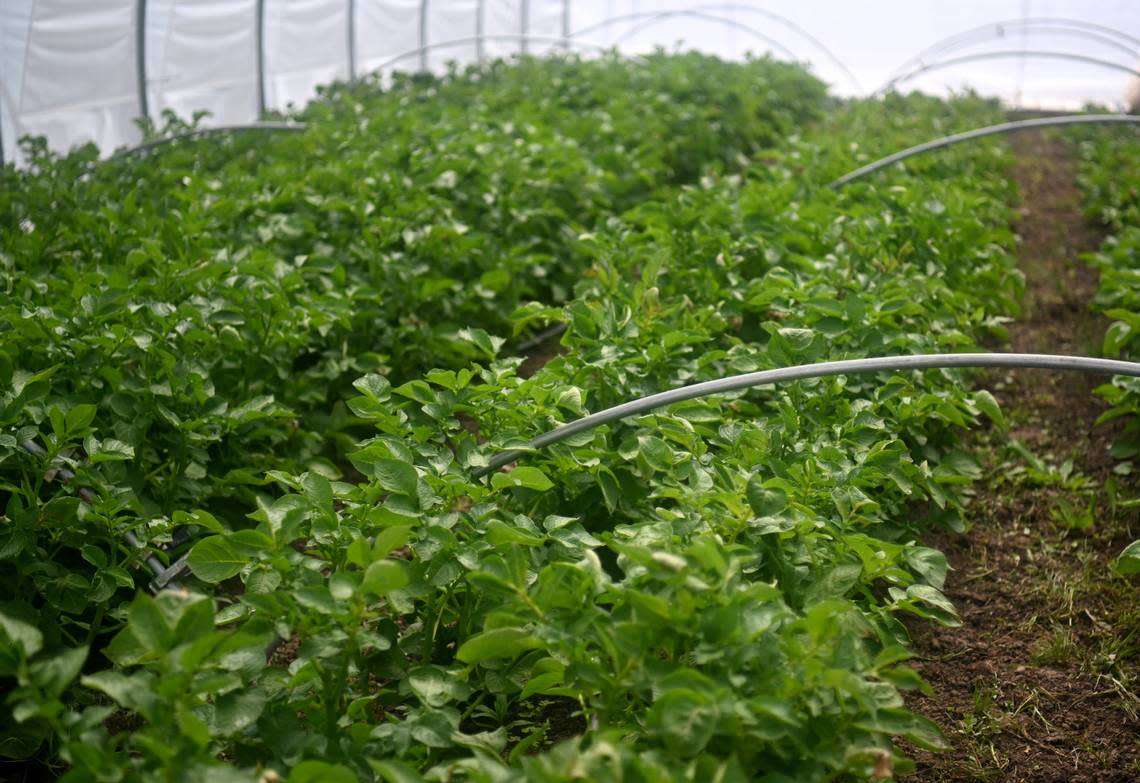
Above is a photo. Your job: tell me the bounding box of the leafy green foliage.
[1070,120,1140,572]
[0,54,1026,781]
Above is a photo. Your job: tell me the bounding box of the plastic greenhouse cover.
[264,0,350,110]
[1,0,1138,165]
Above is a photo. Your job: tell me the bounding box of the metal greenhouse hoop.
[367,34,612,75]
[570,9,799,62]
[890,22,1140,70]
[18,440,179,590]
[828,114,1140,189]
[473,353,1140,476]
[574,4,861,91]
[113,122,309,160]
[878,51,1140,96]
[892,17,1140,81]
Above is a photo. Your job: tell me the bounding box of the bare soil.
[902,131,1140,781]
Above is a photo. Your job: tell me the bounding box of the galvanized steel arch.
[893,17,1140,82]
[113,122,308,160]
[895,22,1140,68]
[570,9,798,63]
[879,50,1140,95]
[828,114,1140,189]
[577,3,861,92]
[474,353,1140,476]
[366,34,612,74]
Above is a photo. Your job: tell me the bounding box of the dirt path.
[904,131,1140,781]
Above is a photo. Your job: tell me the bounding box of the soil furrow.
[905,130,1140,781]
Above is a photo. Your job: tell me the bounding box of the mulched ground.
[902,130,1140,782]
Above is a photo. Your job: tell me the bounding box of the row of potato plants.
[1072,124,1140,574]
[0,52,826,670]
[0,54,1024,780]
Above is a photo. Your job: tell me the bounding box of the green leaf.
[905,547,949,589]
[362,560,409,596]
[28,646,87,697]
[648,688,717,754]
[186,536,247,583]
[1115,539,1140,575]
[803,563,863,605]
[408,665,471,707]
[81,670,156,715]
[127,594,171,653]
[972,389,1005,428]
[289,761,359,783]
[373,525,414,558]
[0,611,44,658]
[486,520,546,546]
[177,703,211,748]
[456,327,504,359]
[209,690,267,735]
[368,760,426,783]
[369,760,426,783]
[88,437,135,463]
[854,707,949,751]
[746,476,787,517]
[371,459,419,498]
[456,628,542,664]
[65,404,98,433]
[491,466,555,492]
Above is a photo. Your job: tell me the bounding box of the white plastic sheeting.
[481,0,524,61]
[424,0,478,72]
[1,0,142,160]
[1,1,1137,165]
[146,0,260,128]
[357,0,421,76]
[264,0,351,109]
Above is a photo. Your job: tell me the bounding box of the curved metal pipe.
[829,114,1140,189]
[705,3,860,91]
[879,50,1140,95]
[571,9,798,62]
[473,353,1140,476]
[365,34,611,74]
[578,4,861,91]
[896,22,1140,69]
[892,17,1140,81]
[112,122,308,160]
[18,440,177,589]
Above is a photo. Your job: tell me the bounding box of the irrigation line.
[111,122,308,160]
[473,353,1140,476]
[828,114,1140,189]
[17,440,179,591]
[890,17,1140,82]
[878,51,1140,95]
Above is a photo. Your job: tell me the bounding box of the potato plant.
[1072,123,1140,574]
[0,54,1033,781]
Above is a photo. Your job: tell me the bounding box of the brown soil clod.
[903,130,1140,781]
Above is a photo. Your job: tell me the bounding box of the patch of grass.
[1031,628,1081,665]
